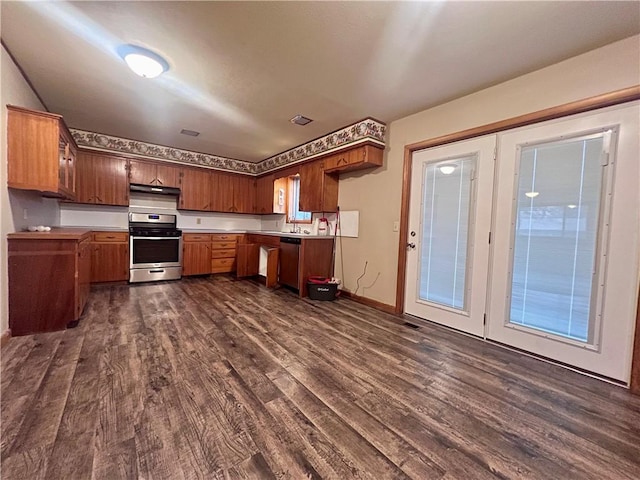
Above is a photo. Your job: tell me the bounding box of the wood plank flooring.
[2,275,640,479]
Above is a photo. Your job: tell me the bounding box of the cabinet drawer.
[211,248,236,259]
[92,231,128,243]
[183,233,211,242]
[211,241,236,250]
[211,257,236,273]
[211,234,241,242]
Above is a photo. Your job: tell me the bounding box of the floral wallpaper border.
[70,117,386,176]
[254,118,385,174]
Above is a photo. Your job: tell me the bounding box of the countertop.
[62,226,129,232]
[246,231,335,240]
[182,229,246,234]
[46,226,336,239]
[8,228,92,240]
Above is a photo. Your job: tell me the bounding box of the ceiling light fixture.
[180,129,200,137]
[438,164,457,175]
[525,191,540,198]
[290,114,313,126]
[117,44,169,78]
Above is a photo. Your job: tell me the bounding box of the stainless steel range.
[129,212,182,283]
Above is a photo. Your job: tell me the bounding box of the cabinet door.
[58,136,68,193]
[129,160,157,186]
[75,151,95,204]
[67,143,77,198]
[179,168,212,211]
[77,239,92,317]
[279,241,299,289]
[298,160,328,212]
[94,155,129,206]
[211,172,235,212]
[183,242,211,276]
[300,159,338,212]
[236,243,259,277]
[256,175,274,214]
[155,163,179,188]
[91,243,129,282]
[7,107,59,193]
[233,175,256,214]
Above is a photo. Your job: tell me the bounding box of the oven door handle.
[131,236,182,241]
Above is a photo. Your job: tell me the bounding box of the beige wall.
[1,45,58,334]
[335,34,640,307]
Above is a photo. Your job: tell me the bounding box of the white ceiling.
[2,1,639,163]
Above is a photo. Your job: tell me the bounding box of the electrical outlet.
[196,218,201,225]
[23,209,28,220]
[393,221,399,232]
[275,221,279,228]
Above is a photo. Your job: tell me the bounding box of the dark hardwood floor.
[2,275,640,479]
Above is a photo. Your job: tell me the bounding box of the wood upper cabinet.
[323,145,384,173]
[211,172,256,214]
[75,152,129,206]
[129,159,180,188]
[233,174,256,214]
[90,231,129,283]
[7,105,77,199]
[256,175,275,214]
[179,168,212,211]
[299,160,339,212]
[183,233,212,276]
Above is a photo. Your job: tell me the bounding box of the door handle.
[407,242,416,250]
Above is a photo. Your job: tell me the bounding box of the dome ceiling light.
[118,44,169,78]
[438,164,457,175]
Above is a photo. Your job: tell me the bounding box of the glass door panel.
[509,136,604,343]
[405,135,495,337]
[487,102,639,382]
[419,156,474,311]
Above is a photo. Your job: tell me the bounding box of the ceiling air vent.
[290,114,313,126]
[180,129,200,137]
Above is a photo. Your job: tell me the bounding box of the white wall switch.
[393,221,399,232]
[196,218,201,225]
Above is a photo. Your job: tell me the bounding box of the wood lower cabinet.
[236,241,279,286]
[75,152,129,206]
[91,231,129,283]
[179,168,212,211]
[130,159,180,188]
[183,233,212,275]
[298,238,334,298]
[7,105,77,199]
[7,230,91,336]
[211,234,240,273]
[237,235,333,297]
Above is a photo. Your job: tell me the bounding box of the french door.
[487,103,639,381]
[405,102,639,383]
[404,136,495,336]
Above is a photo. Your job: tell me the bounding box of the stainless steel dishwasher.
[279,237,301,289]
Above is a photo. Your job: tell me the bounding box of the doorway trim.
[395,85,640,387]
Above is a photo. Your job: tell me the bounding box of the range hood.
[130,183,180,196]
